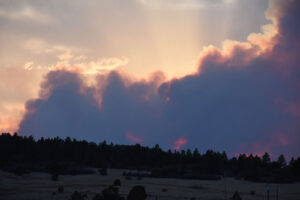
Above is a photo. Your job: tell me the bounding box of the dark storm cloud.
[19,0,300,157]
[19,71,101,140]
[19,70,166,144]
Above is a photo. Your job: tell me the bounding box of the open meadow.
[1,169,300,200]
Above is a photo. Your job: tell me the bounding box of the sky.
[0,0,299,158]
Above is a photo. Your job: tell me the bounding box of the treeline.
[0,133,299,183]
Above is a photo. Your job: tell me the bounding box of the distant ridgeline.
[0,133,299,183]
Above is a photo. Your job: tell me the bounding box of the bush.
[70,191,87,200]
[58,185,64,194]
[127,186,147,200]
[92,194,104,200]
[51,173,58,181]
[162,188,167,192]
[98,168,107,176]
[250,190,255,195]
[232,191,242,200]
[90,186,125,200]
[102,186,124,200]
[114,179,121,186]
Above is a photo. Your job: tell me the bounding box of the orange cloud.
[197,25,278,74]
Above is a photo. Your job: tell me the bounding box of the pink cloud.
[237,129,296,158]
[286,103,300,117]
[173,137,187,150]
[125,131,143,143]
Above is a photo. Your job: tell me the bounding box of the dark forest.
[1,133,299,183]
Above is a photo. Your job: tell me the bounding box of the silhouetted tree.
[262,152,271,164]
[277,154,286,168]
[127,186,147,200]
[0,133,298,182]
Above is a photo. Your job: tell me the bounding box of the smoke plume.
[19,0,300,157]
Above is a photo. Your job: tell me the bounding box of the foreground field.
[0,169,299,200]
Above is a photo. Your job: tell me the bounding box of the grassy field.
[1,169,299,200]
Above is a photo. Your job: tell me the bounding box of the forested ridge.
[1,133,299,183]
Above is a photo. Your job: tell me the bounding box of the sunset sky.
[0,0,299,157]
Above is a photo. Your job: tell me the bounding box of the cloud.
[21,38,129,74]
[0,6,53,24]
[18,0,300,157]
[138,0,237,10]
[23,62,34,71]
[49,56,129,75]
[126,131,144,143]
[173,137,188,150]
[18,70,165,144]
[0,0,269,80]
[22,39,75,55]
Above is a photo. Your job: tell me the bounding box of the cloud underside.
[18,0,300,157]
[138,0,237,9]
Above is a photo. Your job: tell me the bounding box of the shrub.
[232,191,242,200]
[98,168,107,176]
[92,194,103,200]
[58,185,64,194]
[51,173,58,181]
[127,185,147,200]
[162,188,167,192]
[102,186,124,200]
[70,191,87,200]
[250,190,255,195]
[114,179,121,186]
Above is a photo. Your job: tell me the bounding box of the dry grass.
[0,169,299,200]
